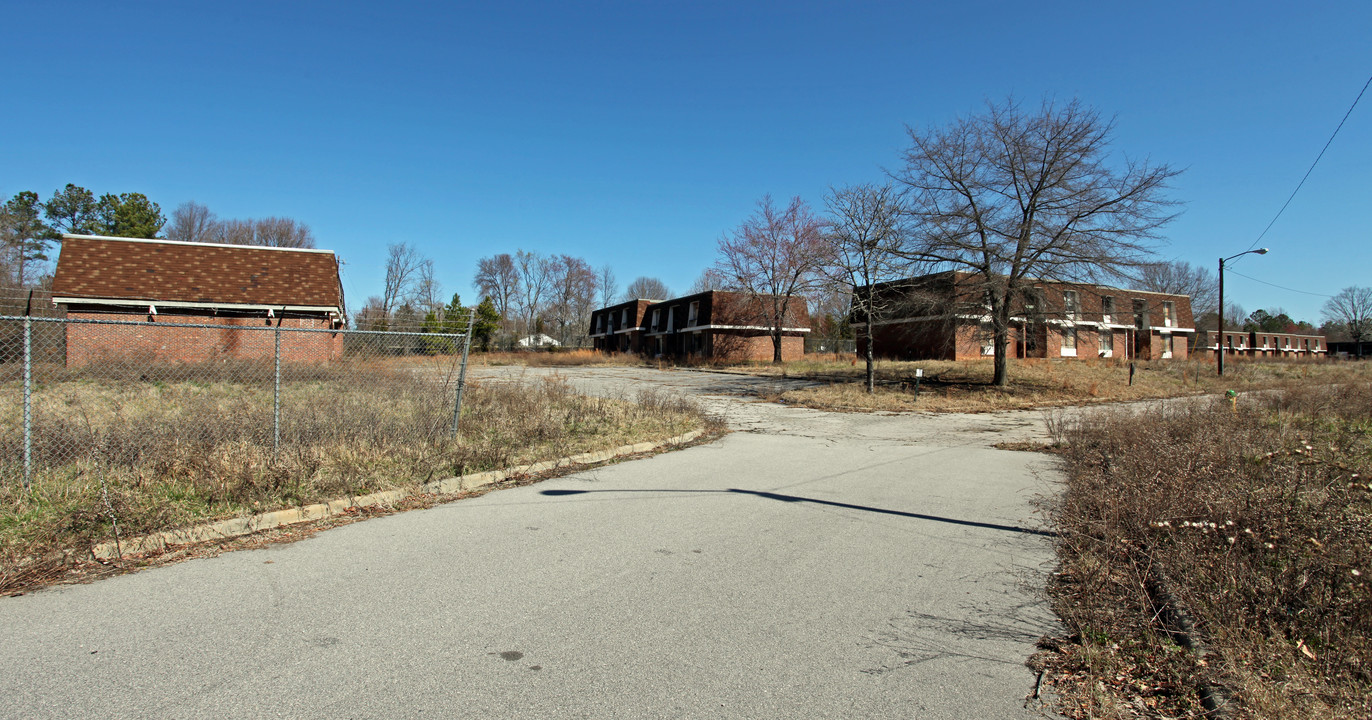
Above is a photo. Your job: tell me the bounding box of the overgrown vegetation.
[1042,382,1372,718]
[1,362,710,592]
[730,356,1372,413]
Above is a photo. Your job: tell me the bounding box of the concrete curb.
[91,429,706,561]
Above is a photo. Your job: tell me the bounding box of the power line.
[1225,269,1332,298]
[1247,73,1372,251]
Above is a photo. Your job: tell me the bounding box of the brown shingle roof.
[52,235,343,309]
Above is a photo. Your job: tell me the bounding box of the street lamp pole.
[1218,248,1269,376]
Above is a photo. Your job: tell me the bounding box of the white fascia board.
[56,297,341,314]
[61,234,337,255]
[646,325,810,336]
[613,327,645,334]
[690,324,811,333]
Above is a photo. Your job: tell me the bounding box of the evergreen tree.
[1,191,56,286]
[94,192,166,238]
[442,293,468,334]
[43,184,100,235]
[473,296,501,351]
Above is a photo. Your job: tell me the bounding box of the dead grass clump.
[471,349,646,368]
[737,357,1372,414]
[1044,383,1372,719]
[0,370,709,593]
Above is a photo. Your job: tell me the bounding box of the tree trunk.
[865,320,875,393]
[772,327,783,364]
[992,306,1012,386]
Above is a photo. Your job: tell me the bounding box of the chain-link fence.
[1,314,472,493]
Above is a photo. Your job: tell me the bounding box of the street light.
[1217,248,1269,376]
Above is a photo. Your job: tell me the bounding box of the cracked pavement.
[0,366,1062,719]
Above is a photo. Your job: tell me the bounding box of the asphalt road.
[0,367,1061,719]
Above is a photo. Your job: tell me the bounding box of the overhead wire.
[1246,72,1372,252]
[1224,269,1333,298]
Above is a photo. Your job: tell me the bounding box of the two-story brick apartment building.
[51,234,346,366]
[1194,330,1326,360]
[589,290,809,362]
[588,299,655,353]
[859,271,1194,361]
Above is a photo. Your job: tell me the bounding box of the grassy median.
[1,363,710,592]
[1041,382,1372,719]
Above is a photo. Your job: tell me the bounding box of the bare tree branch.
[714,194,828,363]
[893,97,1182,385]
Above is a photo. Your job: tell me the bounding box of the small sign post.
[914,368,923,398]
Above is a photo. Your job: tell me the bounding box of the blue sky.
[3,1,1369,323]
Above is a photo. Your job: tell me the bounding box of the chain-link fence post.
[451,310,474,440]
[22,315,33,491]
[273,318,282,455]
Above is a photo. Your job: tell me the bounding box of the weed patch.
[1042,383,1372,718]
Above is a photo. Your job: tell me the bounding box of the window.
[651,309,660,331]
[597,314,606,334]
[1025,289,1043,314]
[1284,337,1290,349]
[1163,334,1174,359]
[1061,327,1077,357]
[688,301,699,326]
[1314,339,1320,350]
[1101,296,1115,324]
[1262,336,1269,349]
[1162,301,1175,327]
[1063,290,1079,320]
[1133,299,1148,329]
[1099,330,1113,357]
[622,308,629,327]
[667,306,676,331]
[979,322,995,355]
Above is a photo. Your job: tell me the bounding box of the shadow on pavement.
[539,487,1055,537]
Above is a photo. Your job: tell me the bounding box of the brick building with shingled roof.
[51,234,346,366]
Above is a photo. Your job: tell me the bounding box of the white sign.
[915,368,924,377]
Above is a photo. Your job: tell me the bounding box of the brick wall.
[66,312,343,367]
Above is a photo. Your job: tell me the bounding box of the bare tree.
[547,255,597,346]
[251,217,316,248]
[1135,260,1217,316]
[1323,286,1372,356]
[714,194,829,364]
[353,295,390,330]
[474,254,519,319]
[597,264,618,308]
[382,242,426,318]
[894,97,1181,385]
[166,202,219,243]
[208,218,255,245]
[688,268,729,294]
[414,258,443,313]
[623,276,671,301]
[824,183,911,391]
[514,250,553,341]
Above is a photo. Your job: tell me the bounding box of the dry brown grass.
[731,356,1372,413]
[0,366,712,592]
[1042,383,1372,719]
[470,349,648,367]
